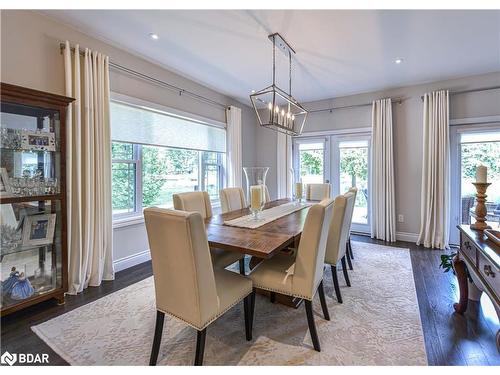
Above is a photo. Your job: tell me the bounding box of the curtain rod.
[420,85,500,101]
[308,97,405,114]
[59,42,227,109]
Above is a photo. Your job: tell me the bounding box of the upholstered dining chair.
[324,192,355,304]
[249,199,334,352]
[306,183,331,201]
[219,187,247,213]
[345,187,358,269]
[144,208,254,366]
[173,191,245,273]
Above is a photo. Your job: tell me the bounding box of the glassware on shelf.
[0,128,22,149]
[243,167,269,207]
[7,175,58,197]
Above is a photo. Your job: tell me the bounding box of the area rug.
[31,242,427,365]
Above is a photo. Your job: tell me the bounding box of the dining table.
[205,198,314,308]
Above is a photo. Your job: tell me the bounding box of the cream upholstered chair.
[324,192,355,304]
[173,191,245,273]
[345,187,358,265]
[249,199,334,352]
[219,187,247,213]
[306,183,331,201]
[144,208,254,366]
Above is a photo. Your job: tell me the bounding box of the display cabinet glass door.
[1,101,64,312]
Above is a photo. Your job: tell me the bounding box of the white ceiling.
[42,10,500,104]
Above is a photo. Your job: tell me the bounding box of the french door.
[450,123,500,244]
[293,133,371,233]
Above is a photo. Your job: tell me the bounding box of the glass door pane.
[293,139,328,184]
[460,130,500,229]
[339,139,370,226]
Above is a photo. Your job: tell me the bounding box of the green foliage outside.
[112,142,217,213]
[142,146,198,207]
[461,142,500,202]
[111,142,135,212]
[300,150,323,176]
[340,147,368,187]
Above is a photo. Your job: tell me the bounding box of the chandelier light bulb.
[287,112,291,119]
[281,109,285,116]
[275,105,279,113]
[268,102,273,110]
[292,115,295,120]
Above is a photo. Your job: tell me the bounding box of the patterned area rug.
[32,241,427,365]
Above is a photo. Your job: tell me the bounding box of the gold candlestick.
[470,182,492,231]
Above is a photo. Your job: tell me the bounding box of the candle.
[250,185,262,211]
[295,182,303,199]
[476,165,487,183]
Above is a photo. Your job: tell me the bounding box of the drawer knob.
[484,265,495,277]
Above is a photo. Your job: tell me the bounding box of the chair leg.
[194,328,207,366]
[317,280,330,321]
[304,300,321,352]
[346,242,353,270]
[331,265,342,303]
[243,294,253,341]
[149,310,165,366]
[270,291,276,303]
[250,288,256,333]
[239,257,246,275]
[341,256,351,287]
[348,237,354,259]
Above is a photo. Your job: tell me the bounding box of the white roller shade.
[110,101,226,153]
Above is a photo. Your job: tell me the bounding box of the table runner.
[223,202,311,229]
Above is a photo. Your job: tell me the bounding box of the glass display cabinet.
[1,83,73,316]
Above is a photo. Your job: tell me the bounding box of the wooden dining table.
[205,198,313,307]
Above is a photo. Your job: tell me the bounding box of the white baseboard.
[396,231,419,243]
[113,249,151,272]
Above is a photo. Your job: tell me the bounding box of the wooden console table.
[455,225,500,350]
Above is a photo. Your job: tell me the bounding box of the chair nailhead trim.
[158,287,253,331]
[251,284,313,301]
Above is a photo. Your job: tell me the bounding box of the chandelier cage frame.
[250,33,308,136]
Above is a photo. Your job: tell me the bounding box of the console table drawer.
[478,251,499,300]
[461,235,476,264]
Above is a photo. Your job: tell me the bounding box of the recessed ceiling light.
[149,33,159,40]
[395,58,403,64]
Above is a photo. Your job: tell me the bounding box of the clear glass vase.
[243,167,269,208]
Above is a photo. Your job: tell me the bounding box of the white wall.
[256,71,500,238]
[1,10,258,270]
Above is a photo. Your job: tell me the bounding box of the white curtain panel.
[64,41,114,294]
[226,106,242,188]
[417,90,450,249]
[370,98,396,242]
[276,132,293,199]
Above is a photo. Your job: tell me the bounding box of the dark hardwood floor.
[1,235,499,366]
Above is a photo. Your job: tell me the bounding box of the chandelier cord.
[272,35,276,87]
[289,50,292,97]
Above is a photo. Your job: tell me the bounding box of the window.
[110,99,226,218]
[338,140,369,225]
[293,133,371,233]
[450,124,500,244]
[298,142,325,184]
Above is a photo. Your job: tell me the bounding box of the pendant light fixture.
[250,33,307,136]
